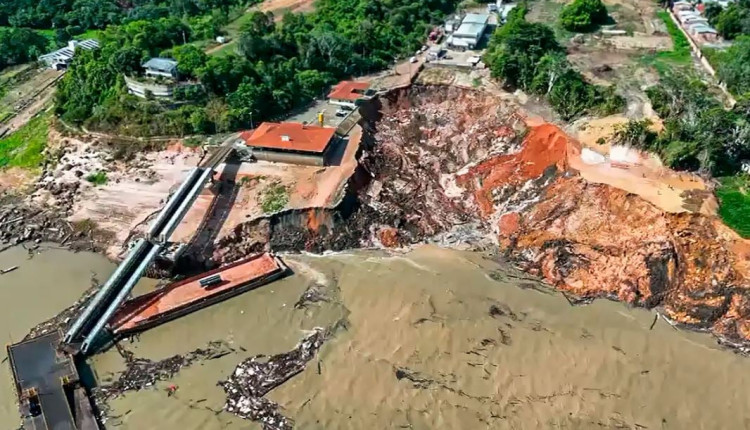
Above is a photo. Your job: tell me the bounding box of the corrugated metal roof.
[142,57,178,72]
[77,39,99,49]
[38,39,99,62]
[454,22,486,38]
[463,13,490,24]
[689,23,717,33]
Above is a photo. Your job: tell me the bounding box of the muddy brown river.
[2,245,750,429]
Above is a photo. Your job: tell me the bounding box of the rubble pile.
[0,202,95,251]
[360,86,525,245]
[219,328,327,430]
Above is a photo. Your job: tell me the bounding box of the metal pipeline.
[147,167,201,239]
[80,243,162,355]
[157,167,213,244]
[63,239,148,344]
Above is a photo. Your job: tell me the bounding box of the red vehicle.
[428,27,443,42]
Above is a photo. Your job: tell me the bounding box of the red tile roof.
[328,80,371,101]
[240,122,336,154]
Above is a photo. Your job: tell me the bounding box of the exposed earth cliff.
[3,84,749,351]
[221,85,750,349]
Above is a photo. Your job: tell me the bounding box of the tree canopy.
[706,0,750,40]
[0,28,49,69]
[484,4,623,120]
[54,0,459,136]
[559,0,609,32]
[717,36,750,96]
[641,73,750,176]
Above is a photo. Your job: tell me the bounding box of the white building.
[448,13,490,50]
[142,58,179,79]
[125,58,181,99]
[38,39,99,70]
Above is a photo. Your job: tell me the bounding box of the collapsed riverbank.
[3,84,749,351]
[204,84,750,351]
[2,83,750,429]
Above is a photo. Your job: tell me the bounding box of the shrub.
[86,171,108,186]
[261,182,288,213]
[560,0,609,32]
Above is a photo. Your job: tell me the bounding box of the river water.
[2,245,750,429]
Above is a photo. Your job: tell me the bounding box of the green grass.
[643,11,691,73]
[209,41,237,57]
[261,182,289,213]
[717,175,750,238]
[0,113,49,169]
[75,29,103,40]
[86,171,108,186]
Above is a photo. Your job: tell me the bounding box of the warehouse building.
[448,13,490,49]
[240,122,338,166]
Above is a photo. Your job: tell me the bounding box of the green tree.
[704,3,724,26]
[717,36,750,96]
[171,44,208,79]
[560,0,609,32]
[0,28,49,69]
[611,119,656,149]
[296,69,334,100]
[485,21,562,88]
[715,4,749,40]
[547,70,597,120]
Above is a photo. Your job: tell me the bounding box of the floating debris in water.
[97,340,234,398]
[293,284,329,309]
[219,327,328,430]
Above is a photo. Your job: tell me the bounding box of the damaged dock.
[110,253,288,335]
[7,331,98,430]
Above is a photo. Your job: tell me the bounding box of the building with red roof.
[327,81,374,107]
[239,122,337,166]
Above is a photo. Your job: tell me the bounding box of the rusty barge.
[109,253,288,336]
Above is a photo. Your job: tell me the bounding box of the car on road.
[335,109,349,117]
[409,56,418,63]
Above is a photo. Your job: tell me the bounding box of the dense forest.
[0,0,248,30]
[484,3,624,120]
[705,0,750,40]
[53,0,458,136]
[0,28,50,69]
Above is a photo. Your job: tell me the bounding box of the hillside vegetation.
[702,0,750,97]
[484,3,624,120]
[54,0,459,136]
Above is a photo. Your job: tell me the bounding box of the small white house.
[142,58,179,79]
